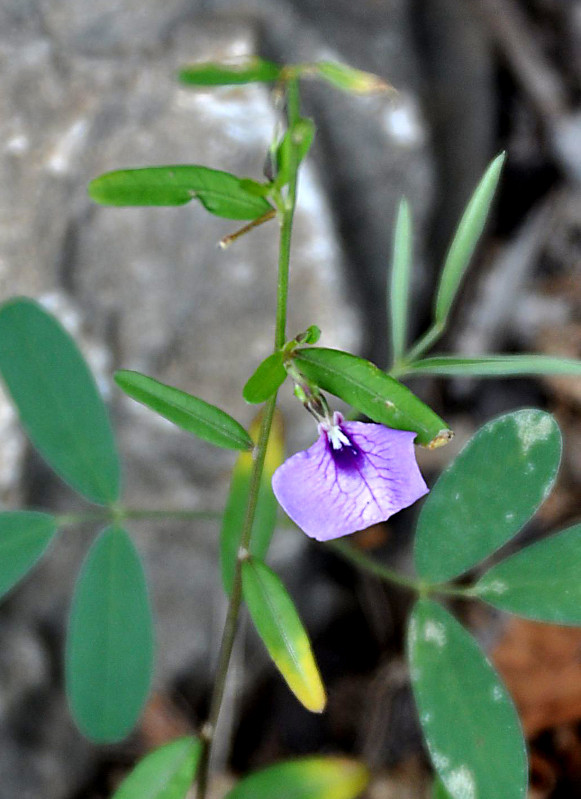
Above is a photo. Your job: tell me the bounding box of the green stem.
[58,508,474,599]
[195,76,302,799]
[327,539,425,592]
[56,508,223,528]
[327,540,475,600]
[398,322,444,371]
[274,77,300,350]
[195,397,277,799]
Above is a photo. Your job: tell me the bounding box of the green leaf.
[293,347,451,447]
[408,600,527,799]
[432,777,452,799]
[475,523,581,624]
[224,757,369,799]
[112,737,201,799]
[275,117,316,187]
[242,558,326,713]
[89,166,274,220]
[405,353,581,377]
[0,298,120,505]
[308,61,391,94]
[238,178,272,197]
[66,526,154,742]
[243,352,287,404]
[434,153,505,326]
[0,512,56,598]
[390,198,412,364]
[414,410,561,583]
[221,412,284,595]
[115,370,253,451]
[178,57,281,86]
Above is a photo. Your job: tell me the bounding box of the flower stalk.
[195,76,303,799]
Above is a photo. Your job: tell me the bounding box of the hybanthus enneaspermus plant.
[0,56,581,799]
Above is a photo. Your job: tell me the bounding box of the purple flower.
[272,412,428,541]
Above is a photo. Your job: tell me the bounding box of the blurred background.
[1,0,581,796]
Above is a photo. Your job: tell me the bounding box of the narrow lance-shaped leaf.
[242,558,326,713]
[115,370,253,451]
[475,523,581,625]
[389,198,412,365]
[307,61,392,94]
[293,347,451,447]
[178,57,281,86]
[408,600,527,799]
[66,526,154,742]
[112,737,201,799]
[434,153,505,326]
[0,298,120,505]
[224,757,369,799]
[414,410,562,583]
[89,166,274,220]
[0,512,57,599]
[221,411,284,594]
[404,353,581,377]
[243,352,287,404]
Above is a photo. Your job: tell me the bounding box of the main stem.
[195,78,301,799]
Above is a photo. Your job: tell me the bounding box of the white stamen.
[327,425,351,450]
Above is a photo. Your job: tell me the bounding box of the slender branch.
[275,77,300,350]
[195,76,303,799]
[327,539,424,592]
[327,539,475,600]
[195,397,277,799]
[396,322,444,373]
[59,506,474,599]
[219,209,276,250]
[56,508,224,529]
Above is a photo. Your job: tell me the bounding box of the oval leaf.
[179,57,281,86]
[406,353,581,377]
[112,737,201,799]
[224,757,369,799]
[434,153,505,325]
[66,526,154,742]
[408,600,527,799]
[243,352,287,404]
[115,370,253,451]
[0,512,56,599]
[221,412,284,594]
[475,523,581,624]
[0,298,120,505]
[242,558,326,713]
[389,198,412,365]
[414,410,562,583]
[89,166,274,220]
[293,347,451,447]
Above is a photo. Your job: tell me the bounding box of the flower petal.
[272,421,428,541]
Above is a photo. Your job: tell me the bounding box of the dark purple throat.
[327,431,362,470]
